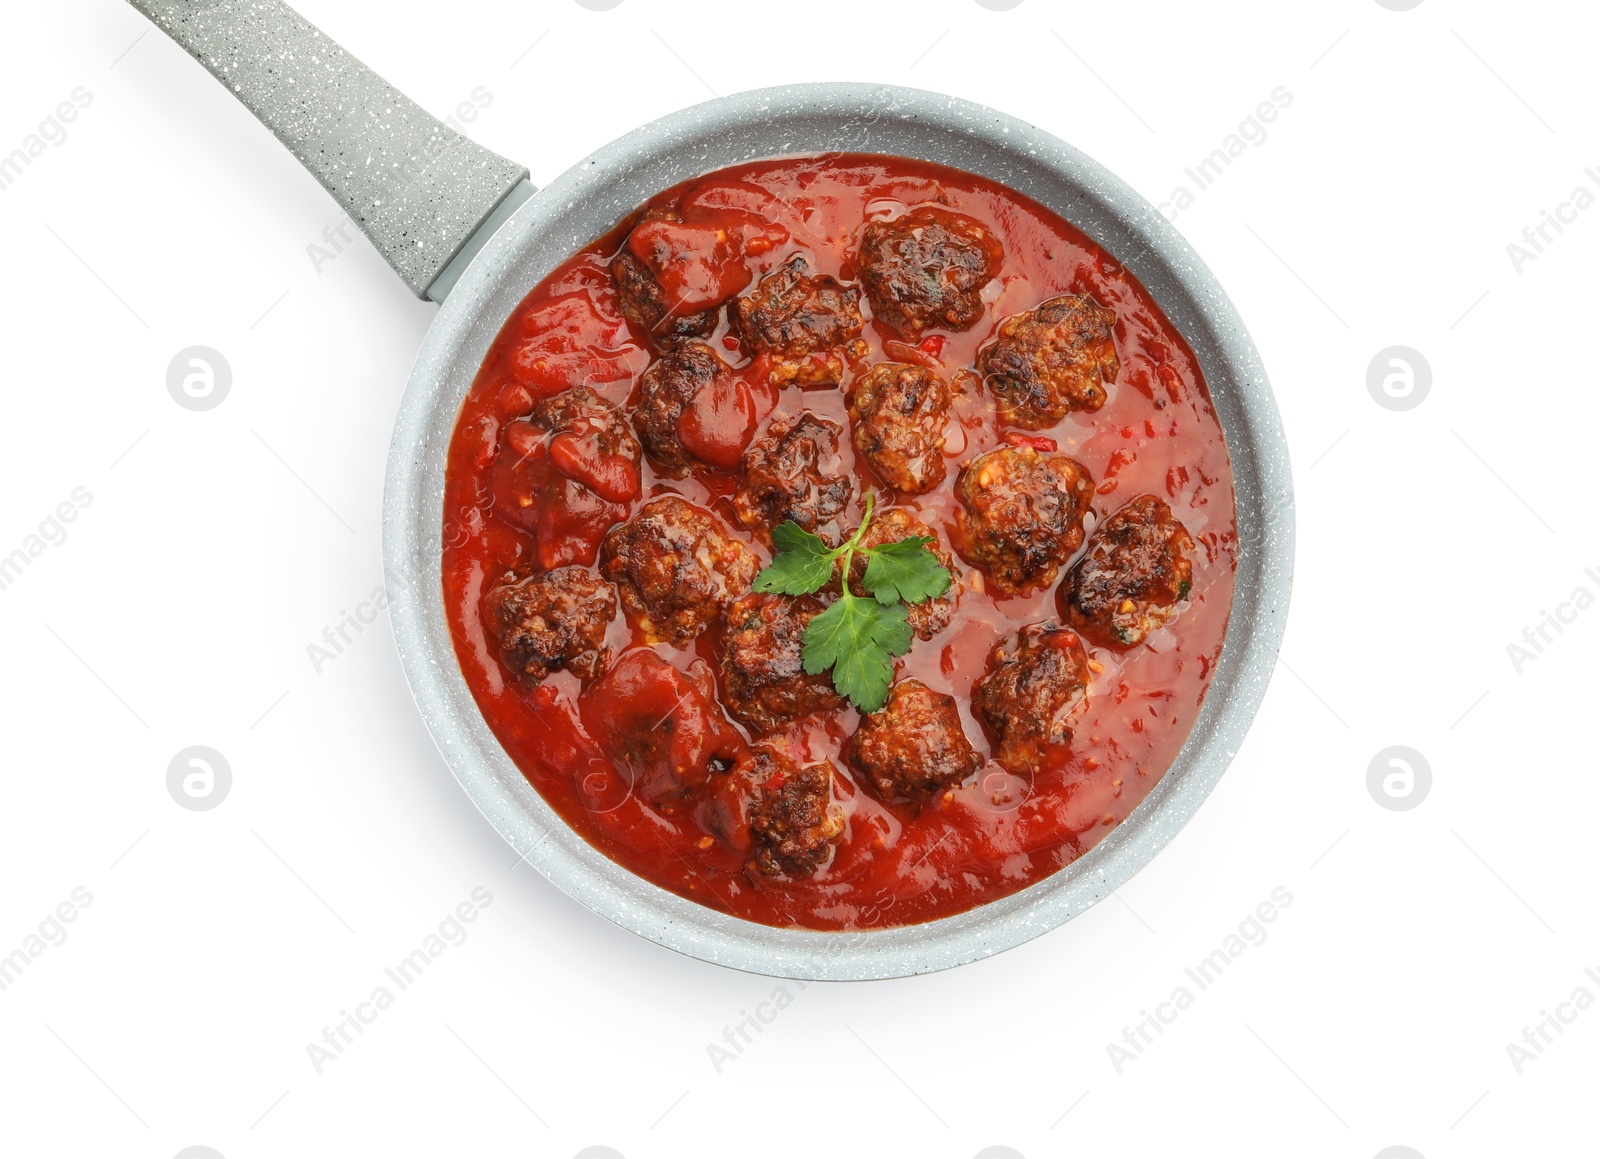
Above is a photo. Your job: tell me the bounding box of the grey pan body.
[131,3,1294,980]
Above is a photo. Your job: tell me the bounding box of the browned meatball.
[600,496,759,645]
[845,508,958,641]
[481,568,616,684]
[720,593,845,734]
[849,679,981,801]
[847,363,951,494]
[610,210,720,351]
[979,294,1121,429]
[631,341,751,476]
[954,447,1095,595]
[1064,494,1195,648]
[491,387,641,571]
[731,255,864,385]
[611,251,719,352]
[528,386,643,501]
[857,207,1003,339]
[972,624,1090,773]
[732,412,853,544]
[745,748,846,878]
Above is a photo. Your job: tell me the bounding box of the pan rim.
[382,81,1294,980]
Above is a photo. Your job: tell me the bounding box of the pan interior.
[383,83,1292,980]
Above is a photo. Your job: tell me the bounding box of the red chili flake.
[883,339,941,369]
[916,334,946,359]
[1002,431,1057,452]
[722,335,742,351]
[1098,448,1135,494]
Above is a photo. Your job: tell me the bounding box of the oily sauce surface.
[441,154,1237,930]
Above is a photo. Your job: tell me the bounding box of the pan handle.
[126,0,531,301]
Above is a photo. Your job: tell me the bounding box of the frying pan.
[128,0,1294,979]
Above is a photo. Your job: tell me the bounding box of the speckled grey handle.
[127,0,530,299]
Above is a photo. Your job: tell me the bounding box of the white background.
[1,1,1595,1156]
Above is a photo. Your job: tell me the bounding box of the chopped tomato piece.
[675,373,755,468]
[578,651,746,804]
[490,420,632,569]
[503,292,646,398]
[547,431,640,504]
[629,216,751,313]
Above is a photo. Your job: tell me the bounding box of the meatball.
[631,341,755,476]
[731,254,865,385]
[954,447,1095,595]
[600,496,759,645]
[849,679,981,801]
[579,650,746,805]
[720,593,845,734]
[857,207,1003,339]
[611,249,718,351]
[732,412,853,543]
[1064,494,1195,648]
[847,362,952,494]
[979,294,1121,429]
[972,624,1090,774]
[609,206,748,351]
[481,567,616,684]
[490,387,641,569]
[745,748,846,878]
[529,386,643,502]
[846,508,958,641]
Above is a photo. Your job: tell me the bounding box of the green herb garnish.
[752,493,952,713]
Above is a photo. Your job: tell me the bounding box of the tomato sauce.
[440,155,1236,931]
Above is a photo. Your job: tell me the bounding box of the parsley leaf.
[801,593,912,713]
[752,522,837,595]
[859,535,953,607]
[748,492,954,713]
